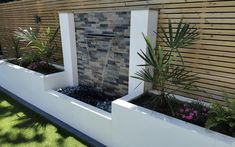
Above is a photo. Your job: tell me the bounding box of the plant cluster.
[206,92,235,137]
[10,26,60,73]
[176,102,208,126]
[133,19,235,137]
[15,27,59,64]
[133,19,199,116]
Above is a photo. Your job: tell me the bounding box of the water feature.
[58,11,131,112]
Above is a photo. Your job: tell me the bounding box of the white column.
[128,9,158,94]
[59,12,78,86]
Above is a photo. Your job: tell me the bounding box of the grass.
[0,91,88,147]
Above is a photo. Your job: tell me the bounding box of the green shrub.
[15,26,59,65]
[206,92,235,137]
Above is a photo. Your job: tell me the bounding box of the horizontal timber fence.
[0,0,235,103]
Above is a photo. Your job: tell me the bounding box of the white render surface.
[46,90,112,146]
[128,10,158,94]
[0,60,67,104]
[0,60,113,146]
[112,93,235,147]
[59,12,78,86]
[0,60,235,147]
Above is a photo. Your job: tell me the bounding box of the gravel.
[57,85,119,113]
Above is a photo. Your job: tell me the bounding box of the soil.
[57,85,120,113]
[131,92,207,127]
[131,92,234,138]
[7,59,63,75]
[35,66,62,75]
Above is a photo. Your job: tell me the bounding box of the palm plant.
[132,19,199,115]
[15,26,59,65]
[158,19,199,64]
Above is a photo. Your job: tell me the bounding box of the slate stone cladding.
[74,11,130,96]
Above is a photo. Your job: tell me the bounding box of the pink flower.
[189,112,194,117]
[185,115,193,120]
[182,115,185,119]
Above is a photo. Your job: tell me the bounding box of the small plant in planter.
[12,26,62,74]
[132,19,199,116]
[206,92,235,137]
[11,36,21,59]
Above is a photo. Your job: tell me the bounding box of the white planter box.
[112,92,235,147]
[0,60,67,108]
[0,60,112,146]
[46,90,112,146]
[1,60,234,147]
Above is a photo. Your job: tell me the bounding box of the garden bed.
[7,59,63,75]
[111,92,235,147]
[131,92,208,127]
[131,92,234,137]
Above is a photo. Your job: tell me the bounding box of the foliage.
[132,19,199,116]
[205,92,235,137]
[158,19,199,64]
[11,36,21,58]
[15,26,59,65]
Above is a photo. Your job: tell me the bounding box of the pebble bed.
[57,85,119,113]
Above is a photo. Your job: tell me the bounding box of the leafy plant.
[158,19,199,64]
[206,92,235,137]
[15,26,59,65]
[132,19,199,116]
[11,36,21,58]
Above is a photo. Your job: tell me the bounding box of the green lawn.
[0,91,88,147]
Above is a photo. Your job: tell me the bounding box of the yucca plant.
[15,26,59,65]
[132,19,199,116]
[158,19,199,64]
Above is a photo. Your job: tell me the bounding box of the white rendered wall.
[112,94,235,147]
[59,13,78,86]
[128,9,158,94]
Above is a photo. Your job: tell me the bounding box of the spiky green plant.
[15,26,59,65]
[11,36,21,58]
[132,19,199,115]
[158,19,199,64]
